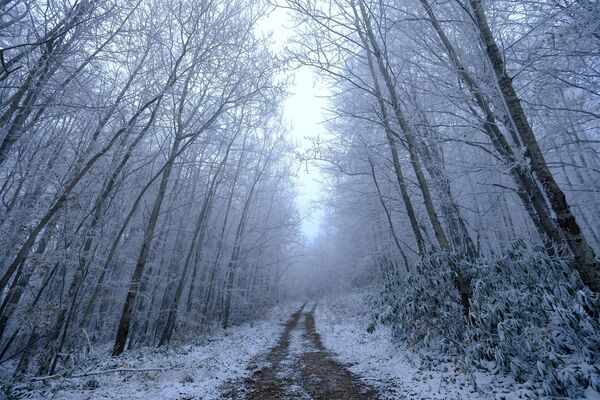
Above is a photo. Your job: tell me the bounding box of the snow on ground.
[5,303,298,400]
[314,290,540,400]
[6,294,598,400]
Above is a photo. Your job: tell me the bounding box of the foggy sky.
[259,7,329,240]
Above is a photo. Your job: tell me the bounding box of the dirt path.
[222,304,379,399]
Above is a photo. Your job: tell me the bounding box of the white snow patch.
[7,303,299,400]
[288,313,307,357]
[585,387,600,400]
[314,291,536,400]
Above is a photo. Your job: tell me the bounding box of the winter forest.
[0,0,599,399]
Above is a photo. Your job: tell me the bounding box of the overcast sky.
[259,7,329,240]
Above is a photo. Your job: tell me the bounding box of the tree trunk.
[367,156,411,271]
[468,0,600,291]
[0,220,55,342]
[221,140,277,329]
[356,0,451,252]
[112,137,181,356]
[350,8,426,257]
[412,105,477,259]
[419,0,566,254]
[158,139,234,345]
[198,139,246,328]
[0,94,162,296]
[354,0,471,316]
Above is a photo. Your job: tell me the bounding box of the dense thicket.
[285,0,600,396]
[0,0,300,376]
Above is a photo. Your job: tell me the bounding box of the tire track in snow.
[221,304,379,399]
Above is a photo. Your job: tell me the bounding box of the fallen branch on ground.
[31,367,176,381]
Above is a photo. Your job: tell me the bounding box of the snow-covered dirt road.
[9,295,578,399]
[222,304,378,399]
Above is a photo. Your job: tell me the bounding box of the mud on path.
[222,304,378,400]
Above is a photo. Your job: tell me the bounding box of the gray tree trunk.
[355,0,451,252]
[468,0,600,291]
[351,5,426,257]
[113,137,181,356]
[419,0,566,254]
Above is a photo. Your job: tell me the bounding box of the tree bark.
[367,156,411,271]
[353,0,471,316]
[0,94,162,296]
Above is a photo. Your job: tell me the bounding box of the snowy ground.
[5,294,599,399]
[3,303,298,400]
[314,290,557,400]
[222,304,376,399]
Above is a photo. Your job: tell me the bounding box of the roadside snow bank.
[4,302,298,400]
[315,290,536,400]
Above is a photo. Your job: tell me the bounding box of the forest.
[0,0,599,399]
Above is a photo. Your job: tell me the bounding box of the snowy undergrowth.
[369,247,600,399]
[3,302,299,400]
[315,288,597,400]
[315,290,496,399]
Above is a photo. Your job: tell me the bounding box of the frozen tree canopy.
[0,0,598,398]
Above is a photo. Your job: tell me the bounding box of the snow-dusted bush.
[374,246,600,398]
[374,253,467,355]
[467,246,600,398]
